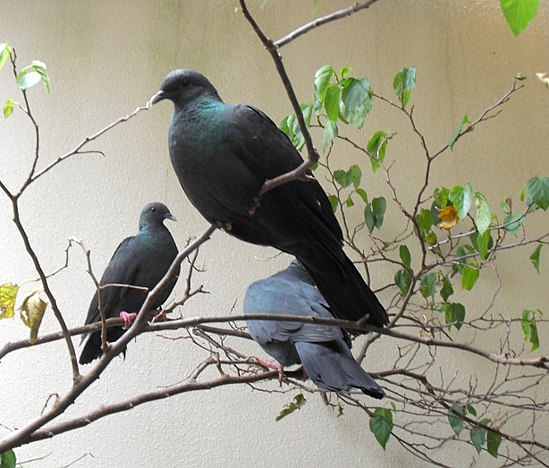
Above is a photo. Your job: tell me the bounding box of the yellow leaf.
[437,206,458,230]
[536,72,549,88]
[19,290,47,343]
[0,283,19,319]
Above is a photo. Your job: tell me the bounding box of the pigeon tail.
[295,341,385,399]
[78,327,126,365]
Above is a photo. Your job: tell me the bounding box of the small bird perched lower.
[79,202,179,365]
[151,69,388,328]
[244,261,385,398]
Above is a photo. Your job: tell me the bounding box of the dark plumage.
[244,261,384,398]
[79,202,179,365]
[152,69,387,327]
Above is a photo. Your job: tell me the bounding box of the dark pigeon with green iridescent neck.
[79,202,179,365]
[244,261,384,398]
[151,69,387,327]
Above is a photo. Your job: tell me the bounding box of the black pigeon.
[152,69,388,327]
[79,202,179,365]
[244,261,385,398]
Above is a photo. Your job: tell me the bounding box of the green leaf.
[448,404,465,436]
[16,69,41,90]
[364,197,386,234]
[526,176,549,210]
[0,43,12,71]
[372,197,386,227]
[3,99,14,118]
[420,272,437,301]
[520,183,527,202]
[521,309,542,351]
[393,66,416,108]
[355,188,368,204]
[367,130,390,173]
[349,165,362,189]
[334,165,362,189]
[276,394,307,421]
[399,245,411,268]
[434,187,450,207]
[503,211,523,236]
[461,265,479,291]
[334,170,347,187]
[424,231,438,246]
[440,276,454,302]
[500,199,512,215]
[340,67,351,78]
[529,244,542,273]
[487,430,502,458]
[501,0,539,36]
[0,449,16,468]
[301,102,313,126]
[340,77,373,129]
[364,204,375,233]
[322,120,338,152]
[442,302,466,330]
[449,114,470,150]
[314,64,335,105]
[30,60,51,94]
[467,405,477,416]
[0,283,19,319]
[416,208,435,231]
[474,192,491,235]
[369,408,393,449]
[327,194,339,213]
[449,183,473,220]
[324,84,341,122]
[395,269,412,297]
[470,427,486,454]
[347,165,362,189]
[280,102,313,151]
[471,230,493,260]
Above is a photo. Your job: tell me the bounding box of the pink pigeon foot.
[120,311,137,329]
[256,357,285,382]
[215,220,233,231]
[247,197,261,215]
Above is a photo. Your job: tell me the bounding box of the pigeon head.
[151,69,220,108]
[139,202,176,231]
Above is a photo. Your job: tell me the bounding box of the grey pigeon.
[152,69,388,328]
[79,202,179,364]
[244,261,385,398]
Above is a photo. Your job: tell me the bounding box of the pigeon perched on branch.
[151,69,387,327]
[79,202,179,364]
[244,261,384,398]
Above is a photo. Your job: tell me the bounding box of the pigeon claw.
[256,357,285,383]
[247,197,261,216]
[215,220,233,231]
[120,311,137,329]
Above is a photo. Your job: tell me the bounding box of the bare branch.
[11,359,280,448]
[239,0,319,196]
[274,0,382,48]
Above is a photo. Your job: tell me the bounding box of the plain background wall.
[1,1,548,466]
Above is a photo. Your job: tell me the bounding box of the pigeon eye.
[150,207,156,212]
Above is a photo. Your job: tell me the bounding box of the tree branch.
[274,0,382,48]
[239,0,320,196]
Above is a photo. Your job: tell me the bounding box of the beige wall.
[1,1,548,467]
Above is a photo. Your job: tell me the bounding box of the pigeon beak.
[150,90,166,105]
[165,212,177,222]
